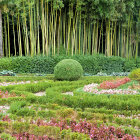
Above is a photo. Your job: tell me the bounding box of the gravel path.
[34,92,46,96]
[0,81,38,86]
[0,106,10,114]
[62,92,74,96]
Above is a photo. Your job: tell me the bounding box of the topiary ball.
[129,68,140,81]
[54,59,83,81]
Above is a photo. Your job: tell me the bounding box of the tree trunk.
[0,9,3,57]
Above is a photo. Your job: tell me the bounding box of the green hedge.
[0,55,139,74]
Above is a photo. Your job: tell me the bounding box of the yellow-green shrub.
[129,68,140,81]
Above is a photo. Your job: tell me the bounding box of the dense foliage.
[0,55,139,74]
[0,0,140,57]
[54,59,83,81]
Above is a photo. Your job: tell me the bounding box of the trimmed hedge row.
[0,55,139,74]
[1,77,139,112]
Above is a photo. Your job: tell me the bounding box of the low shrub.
[8,101,27,114]
[8,101,35,117]
[129,68,140,81]
[57,108,75,118]
[54,59,83,81]
[16,108,36,117]
[38,110,56,118]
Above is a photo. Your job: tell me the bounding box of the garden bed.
[0,76,140,139]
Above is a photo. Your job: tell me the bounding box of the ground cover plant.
[0,74,140,139]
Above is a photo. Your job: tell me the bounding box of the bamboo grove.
[1,0,140,58]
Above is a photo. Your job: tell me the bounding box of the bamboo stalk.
[0,10,3,57]
[33,1,37,56]
[17,11,22,56]
[83,19,86,55]
[46,0,49,56]
[78,10,81,54]
[110,22,113,56]
[106,20,110,56]
[126,16,130,59]
[99,20,103,54]
[41,0,45,55]
[36,0,40,55]
[12,15,16,56]
[67,1,72,55]
[95,21,98,54]
[135,10,140,59]
[7,13,10,57]
[4,15,7,57]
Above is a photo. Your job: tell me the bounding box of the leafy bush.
[0,57,13,71]
[129,68,140,81]
[124,60,137,72]
[136,58,140,68]
[54,59,83,81]
[98,56,125,74]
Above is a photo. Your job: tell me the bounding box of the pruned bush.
[54,59,83,81]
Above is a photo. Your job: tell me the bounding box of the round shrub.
[129,68,140,81]
[54,59,83,81]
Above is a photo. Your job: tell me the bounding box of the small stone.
[63,92,74,96]
[34,92,46,96]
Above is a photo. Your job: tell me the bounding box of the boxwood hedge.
[0,55,139,74]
